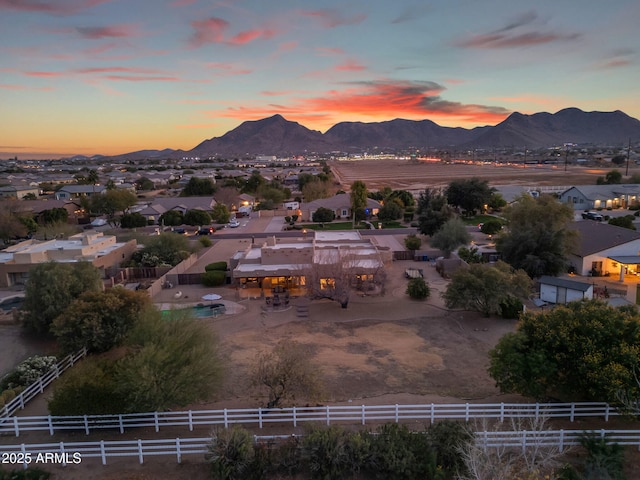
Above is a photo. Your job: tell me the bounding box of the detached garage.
[538,276,593,304]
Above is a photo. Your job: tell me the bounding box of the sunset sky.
[2,0,639,158]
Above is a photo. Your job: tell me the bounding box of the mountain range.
[109,108,640,160]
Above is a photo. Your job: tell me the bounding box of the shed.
[538,276,593,304]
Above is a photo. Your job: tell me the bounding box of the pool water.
[161,303,226,318]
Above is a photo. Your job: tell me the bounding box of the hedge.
[205,261,228,272]
[202,270,226,287]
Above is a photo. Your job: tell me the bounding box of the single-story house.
[0,185,40,199]
[538,276,593,304]
[135,197,217,224]
[54,183,136,200]
[559,184,640,210]
[301,193,381,222]
[569,221,640,278]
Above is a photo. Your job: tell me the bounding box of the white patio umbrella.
[202,293,222,302]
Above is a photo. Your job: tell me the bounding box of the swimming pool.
[160,303,226,318]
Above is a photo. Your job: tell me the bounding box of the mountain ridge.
[106,108,640,159]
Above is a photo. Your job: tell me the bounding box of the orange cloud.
[228,28,276,45]
[207,80,510,129]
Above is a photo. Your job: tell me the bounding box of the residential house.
[0,232,136,288]
[231,231,392,296]
[301,193,381,222]
[559,184,640,210]
[569,221,640,279]
[54,184,136,201]
[135,196,217,224]
[0,186,40,199]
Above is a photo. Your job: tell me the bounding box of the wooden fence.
[0,402,621,437]
[3,429,640,469]
[0,348,87,419]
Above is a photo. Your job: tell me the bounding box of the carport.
[608,255,640,281]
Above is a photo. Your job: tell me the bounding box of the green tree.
[184,209,212,226]
[416,189,453,236]
[242,172,266,194]
[377,201,403,222]
[211,203,230,224]
[430,217,471,258]
[406,277,430,300]
[443,261,532,317]
[252,341,323,408]
[302,180,331,202]
[611,155,627,166]
[350,181,368,227]
[117,312,223,412]
[446,178,494,215]
[457,246,483,263]
[480,219,503,235]
[135,176,155,191]
[40,207,68,225]
[495,194,577,277]
[608,215,636,230]
[23,192,37,200]
[126,233,192,267]
[18,262,103,336]
[312,207,335,223]
[120,212,148,228]
[388,189,415,208]
[404,234,422,251]
[89,189,137,227]
[181,177,216,196]
[51,289,151,354]
[489,300,640,403]
[487,192,507,211]
[598,169,623,185]
[158,209,184,226]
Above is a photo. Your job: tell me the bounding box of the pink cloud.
[335,59,366,72]
[189,17,230,47]
[228,28,276,45]
[0,0,113,15]
[301,9,366,28]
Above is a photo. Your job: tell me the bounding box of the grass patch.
[380,221,406,229]
[301,222,368,231]
[461,214,506,226]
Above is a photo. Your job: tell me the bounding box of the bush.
[202,270,226,287]
[205,261,228,271]
[499,295,523,319]
[480,219,503,235]
[312,207,335,223]
[1,355,57,390]
[580,434,626,480]
[428,420,473,473]
[120,212,148,228]
[0,467,52,479]
[406,277,430,300]
[206,426,255,480]
[199,236,213,248]
[404,234,422,251]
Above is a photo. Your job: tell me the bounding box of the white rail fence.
[0,348,87,419]
[3,430,640,469]
[0,402,622,437]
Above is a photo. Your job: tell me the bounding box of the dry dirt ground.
[330,159,636,191]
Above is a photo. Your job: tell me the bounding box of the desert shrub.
[199,236,213,248]
[302,426,354,480]
[580,434,626,480]
[404,234,422,251]
[202,270,226,287]
[406,277,430,300]
[48,358,126,415]
[0,355,57,390]
[499,295,524,319]
[480,219,503,235]
[0,467,51,479]
[0,387,24,408]
[205,261,228,271]
[367,423,432,479]
[428,420,473,474]
[206,426,255,480]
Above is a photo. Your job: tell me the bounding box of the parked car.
[198,226,215,235]
[174,227,188,235]
[229,220,241,228]
[582,211,604,221]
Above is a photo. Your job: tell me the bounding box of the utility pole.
[564,144,569,172]
[626,138,631,177]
